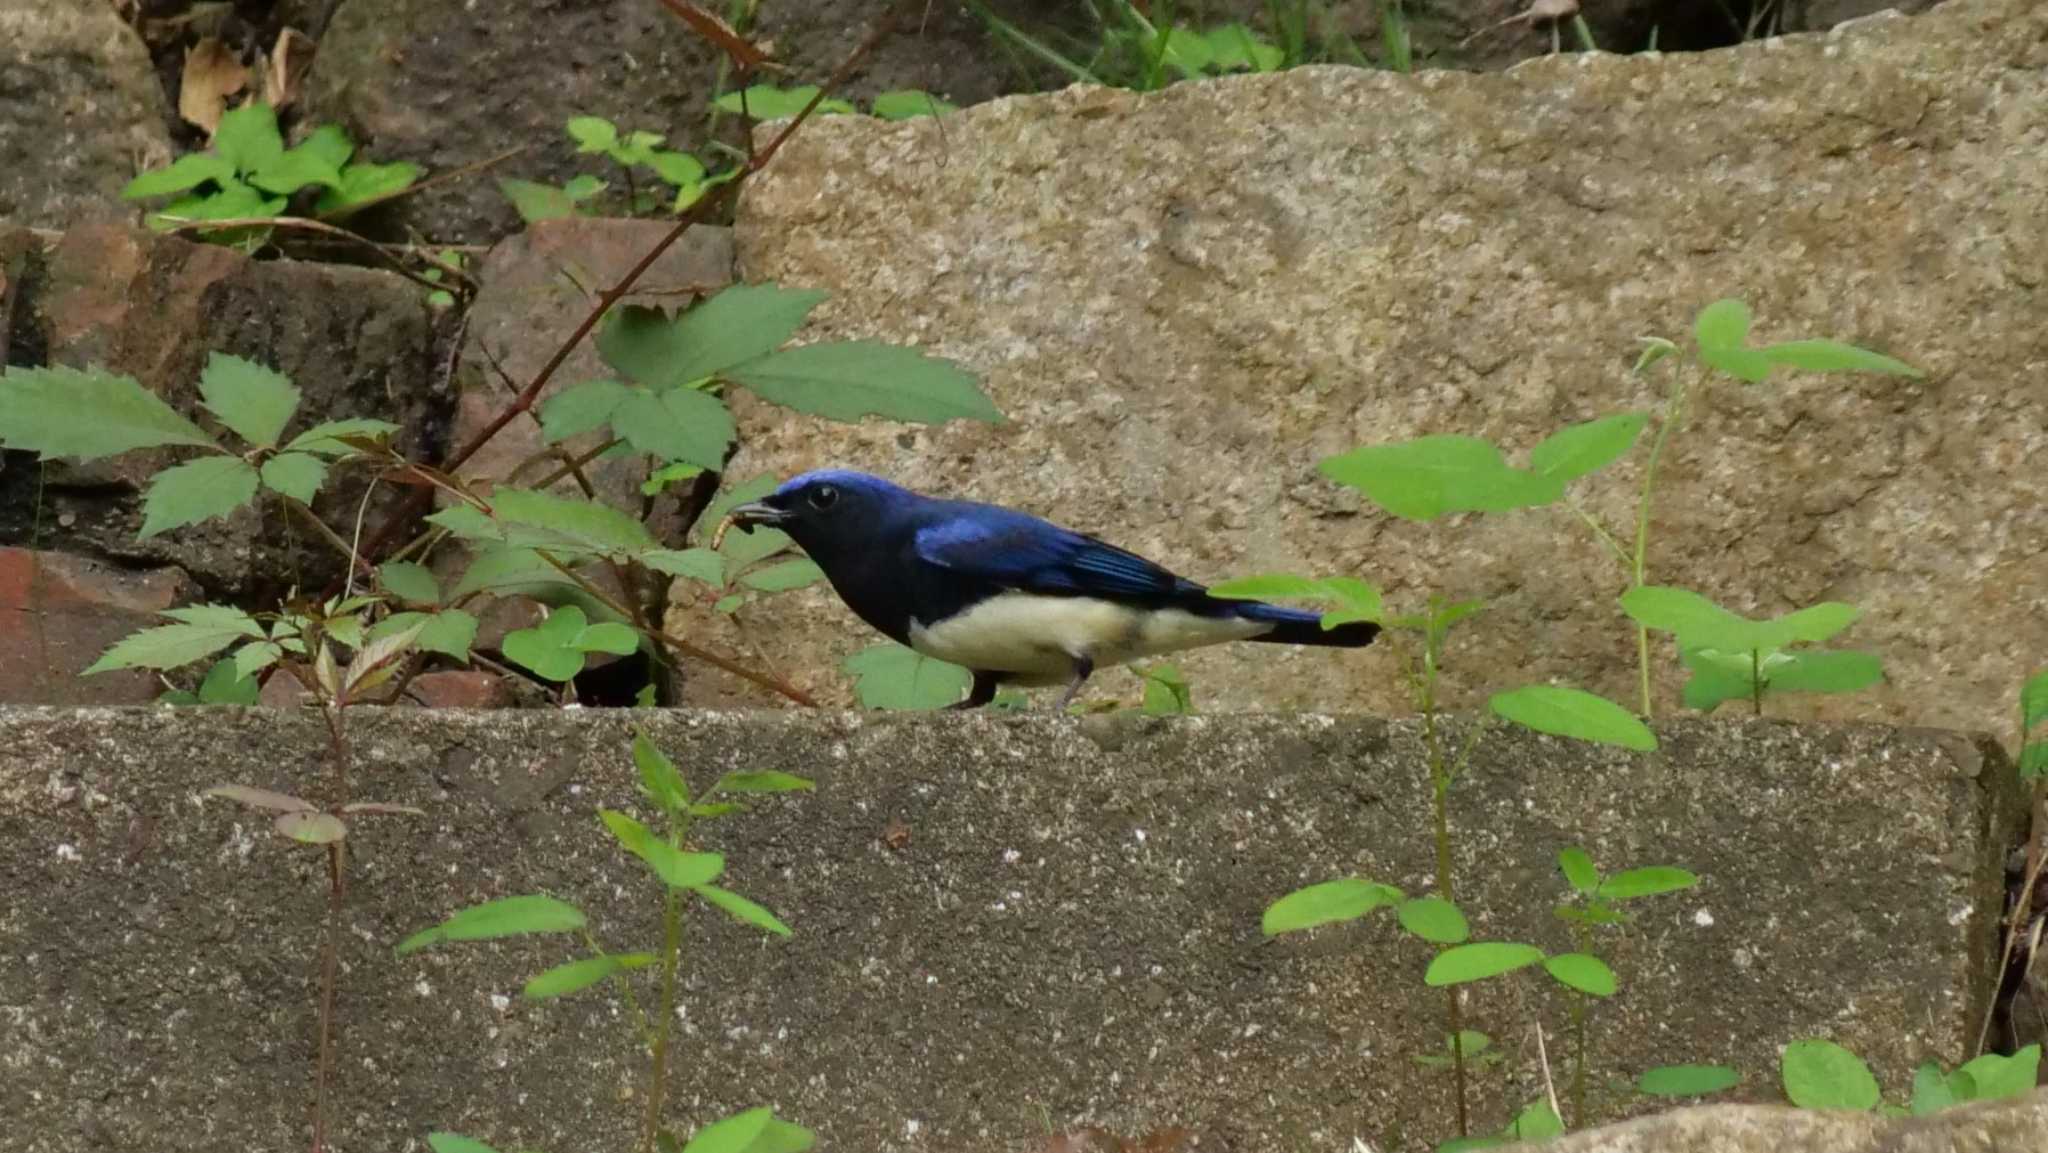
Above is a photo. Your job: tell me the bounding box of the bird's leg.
[947,671,1001,711]
[1052,655,1095,713]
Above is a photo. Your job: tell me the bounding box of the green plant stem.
[1415,607,1469,1138]
[642,809,697,1152]
[1632,372,1690,718]
[309,701,353,1153]
[1568,923,1593,1127]
[1750,648,1764,716]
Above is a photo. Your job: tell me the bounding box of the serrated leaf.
[714,85,856,119]
[447,545,594,602]
[259,452,327,503]
[0,365,216,459]
[737,559,824,593]
[634,730,690,812]
[538,379,630,444]
[140,456,259,537]
[597,287,828,389]
[1598,866,1699,900]
[1529,412,1649,481]
[572,620,640,655]
[522,952,654,999]
[1318,435,1566,521]
[343,618,425,697]
[870,89,959,120]
[377,562,441,606]
[207,784,313,811]
[1544,952,1617,997]
[1758,339,1923,378]
[1782,1038,1880,1111]
[612,385,735,469]
[286,417,399,456]
[709,770,814,795]
[123,152,236,199]
[726,341,1002,425]
[1397,896,1470,944]
[1640,1064,1741,1097]
[843,643,971,710]
[396,894,587,955]
[644,548,727,586]
[84,604,264,674]
[213,102,284,175]
[314,161,421,217]
[233,640,283,679]
[1262,878,1404,936]
[694,885,792,937]
[1489,684,1657,751]
[487,487,658,559]
[276,810,348,844]
[1424,942,1547,986]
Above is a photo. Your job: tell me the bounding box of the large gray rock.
[1530,1089,2048,1152]
[0,223,448,597]
[0,708,2021,1150]
[0,0,173,230]
[705,0,2047,730]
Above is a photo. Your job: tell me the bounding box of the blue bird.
[724,469,1378,709]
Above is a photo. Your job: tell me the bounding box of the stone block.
[0,548,197,704]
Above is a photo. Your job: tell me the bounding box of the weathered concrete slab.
[0,709,2020,1151]
[714,0,2048,730]
[1534,1089,2048,1152]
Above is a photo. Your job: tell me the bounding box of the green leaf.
[427,1136,501,1153]
[146,179,287,233]
[371,610,477,662]
[1765,649,1885,694]
[1640,1064,1741,1097]
[1261,878,1403,936]
[1782,1038,1881,1111]
[1529,412,1649,481]
[85,605,264,674]
[1597,866,1699,900]
[522,952,654,999]
[1140,663,1193,715]
[213,102,285,175]
[248,144,344,194]
[598,287,828,389]
[1318,435,1566,521]
[870,89,959,120]
[842,643,972,710]
[273,810,347,843]
[646,149,707,186]
[396,894,586,955]
[499,177,580,223]
[1489,684,1657,751]
[1951,1044,2040,1102]
[1507,1100,1565,1140]
[198,353,300,448]
[720,527,796,579]
[256,452,325,503]
[190,657,260,704]
[286,417,399,456]
[447,546,603,607]
[1205,24,1284,70]
[298,123,355,171]
[1909,1061,1957,1116]
[1557,848,1599,894]
[714,85,856,119]
[566,115,619,152]
[633,731,690,811]
[1694,298,1752,351]
[738,559,825,593]
[643,461,706,497]
[232,640,282,679]
[644,548,727,587]
[1757,339,1924,378]
[695,884,792,937]
[1543,952,1617,997]
[1621,585,1859,652]
[1397,896,1470,944]
[377,562,442,606]
[726,341,1003,425]
[122,152,236,199]
[599,809,724,888]
[2021,742,2048,779]
[315,161,421,216]
[1424,942,1547,986]
[1157,25,1216,76]
[140,456,260,538]
[573,620,640,656]
[0,364,216,459]
[535,380,630,446]
[611,385,735,469]
[503,606,593,682]
[488,487,658,559]
[710,771,815,794]
[2022,669,2048,732]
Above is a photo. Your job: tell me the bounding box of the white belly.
[907,593,1269,684]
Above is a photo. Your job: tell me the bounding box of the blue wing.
[913,506,1207,607]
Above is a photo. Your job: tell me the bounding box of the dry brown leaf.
[178,36,247,135]
[263,27,317,111]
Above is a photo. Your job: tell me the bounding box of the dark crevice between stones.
[1610,1,1793,53]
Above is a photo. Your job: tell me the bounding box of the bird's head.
[723,469,913,561]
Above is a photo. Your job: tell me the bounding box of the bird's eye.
[808,484,839,510]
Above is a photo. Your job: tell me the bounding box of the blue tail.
[1220,600,1380,648]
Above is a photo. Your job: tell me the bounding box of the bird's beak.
[724,501,788,529]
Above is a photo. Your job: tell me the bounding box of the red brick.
[406,669,517,709]
[0,546,197,704]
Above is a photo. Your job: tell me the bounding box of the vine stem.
[1414,605,1469,1137]
[1630,372,1690,717]
[309,698,352,1153]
